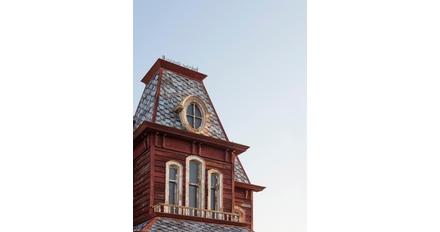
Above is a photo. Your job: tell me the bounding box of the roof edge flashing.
[141,58,207,85]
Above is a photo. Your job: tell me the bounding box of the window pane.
[189,185,198,208]
[210,190,216,210]
[169,166,177,181]
[169,182,176,205]
[187,104,194,116]
[211,174,218,188]
[194,105,202,117]
[194,118,202,129]
[186,115,194,127]
[189,161,199,184]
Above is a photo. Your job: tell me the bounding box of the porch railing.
[152,203,240,222]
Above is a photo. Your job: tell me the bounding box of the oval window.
[186,103,203,129]
[177,96,207,133]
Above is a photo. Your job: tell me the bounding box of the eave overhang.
[234,181,265,192]
[134,121,249,155]
[141,58,207,85]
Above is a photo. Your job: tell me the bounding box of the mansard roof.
[133,59,227,140]
[134,217,252,232]
[134,58,252,184]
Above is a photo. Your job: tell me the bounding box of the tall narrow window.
[168,165,178,205]
[165,161,182,207]
[210,174,218,210]
[207,169,223,211]
[189,160,200,208]
[185,156,205,210]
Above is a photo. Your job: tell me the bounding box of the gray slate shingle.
[134,75,159,129]
[134,70,250,184]
[133,70,227,140]
[134,217,252,232]
[234,157,250,184]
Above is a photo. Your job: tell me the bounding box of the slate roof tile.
[134,75,159,129]
[234,157,250,184]
[133,70,227,140]
[134,217,251,232]
[134,70,251,184]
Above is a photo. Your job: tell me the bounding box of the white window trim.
[165,160,183,206]
[175,95,209,133]
[234,206,246,222]
[185,155,206,209]
[207,169,223,211]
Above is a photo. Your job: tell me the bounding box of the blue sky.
[134,1,306,231]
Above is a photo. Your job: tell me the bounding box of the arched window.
[185,156,205,210]
[234,206,246,223]
[207,169,223,211]
[165,161,183,208]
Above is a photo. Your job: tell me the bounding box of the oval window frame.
[176,96,208,133]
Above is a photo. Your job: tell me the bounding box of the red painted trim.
[151,68,163,123]
[141,58,207,84]
[234,182,265,192]
[201,83,229,141]
[250,191,254,230]
[134,121,249,155]
[149,134,156,213]
[231,151,236,211]
[141,60,161,85]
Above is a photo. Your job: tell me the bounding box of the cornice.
[134,121,249,155]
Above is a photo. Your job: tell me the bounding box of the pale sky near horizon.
[133,1,306,231]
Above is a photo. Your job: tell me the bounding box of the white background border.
[308,0,440,231]
[1,0,440,231]
[0,0,132,231]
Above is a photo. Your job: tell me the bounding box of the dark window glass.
[186,103,203,129]
[194,118,202,128]
[168,165,178,205]
[189,185,198,208]
[169,166,177,181]
[186,115,194,127]
[210,190,216,210]
[169,182,176,205]
[194,105,202,117]
[210,174,219,210]
[189,161,199,184]
[189,160,201,208]
[188,103,194,116]
[211,174,218,188]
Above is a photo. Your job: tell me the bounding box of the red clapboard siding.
[133,143,150,225]
[234,187,253,225]
[134,128,257,229]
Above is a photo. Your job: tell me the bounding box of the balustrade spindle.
[152,203,240,222]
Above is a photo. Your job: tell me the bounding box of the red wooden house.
[133,58,265,231]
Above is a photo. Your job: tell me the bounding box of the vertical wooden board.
[133,150,151,225]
